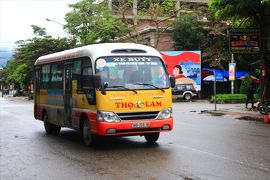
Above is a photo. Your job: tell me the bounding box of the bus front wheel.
[144,132,160,143]
[82,119,96,146]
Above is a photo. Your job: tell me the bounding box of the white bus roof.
[34,43,163,66]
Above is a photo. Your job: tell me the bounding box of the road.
[0,97,270,180]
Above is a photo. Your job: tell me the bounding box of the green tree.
[136,0,177,48]
[172,14,203,50]
[4,25,71,89]
[209,0,270,101]
[169,3,231,70]
[110,0,179,48]
[64,0,131,45]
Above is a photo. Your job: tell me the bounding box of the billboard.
[160,51,201,91]
[229,29,260,54]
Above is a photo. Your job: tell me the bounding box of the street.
[0,97,270,180]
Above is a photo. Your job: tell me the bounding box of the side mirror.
[103,82,108,89]
[170,76,175,88]
[101,82,108,95]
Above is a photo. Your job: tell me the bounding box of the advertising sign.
[229,29,260,54]
[160,51,201,91]
[229,63,236,81]
[215,71,224,81]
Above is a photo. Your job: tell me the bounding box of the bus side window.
[81,58,93,89]
[82,57,95,105]
[72,60,82,89]
[34,67,41,92]
[73,57,95,105]
[51,63,63,89]
[41,64,51,89]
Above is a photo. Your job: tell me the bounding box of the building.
[102,0,209,50]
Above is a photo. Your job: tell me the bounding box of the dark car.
[172,83,197,100]
[3,87,9,95]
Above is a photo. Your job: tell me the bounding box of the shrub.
[211,93,257,103]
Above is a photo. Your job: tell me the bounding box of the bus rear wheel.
[144,132,160,143]
[82,119,96,146]
[43,112,61,135]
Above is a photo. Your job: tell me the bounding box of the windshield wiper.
[134,83,165,93]
[106,85,137,94]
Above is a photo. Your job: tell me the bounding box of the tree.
[108,0,180,49]
[209,0,270,101]
[136,0,177,48]
[64,0,131,45]
[4,25,71,89]
[172,14,203,50]
[159,2,231,70]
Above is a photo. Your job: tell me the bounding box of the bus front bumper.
[93,118,173,136]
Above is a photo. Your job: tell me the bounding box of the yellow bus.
[34,43,175,146]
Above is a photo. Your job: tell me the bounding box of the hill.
[0,48,13,67]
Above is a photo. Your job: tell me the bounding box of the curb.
[2,95,33,102]
[201,110,264,122]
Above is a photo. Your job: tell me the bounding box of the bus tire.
[144,132,159,143]
[82,119,96,146]
[53,125,61,135]
[43,112,61,135]
[43,112,54,134]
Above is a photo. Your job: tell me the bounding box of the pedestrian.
[246,83,255,109]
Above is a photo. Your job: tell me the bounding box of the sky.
[0,0,80,50]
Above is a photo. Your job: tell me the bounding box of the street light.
[46,18,65,26]
[46,18,77,46]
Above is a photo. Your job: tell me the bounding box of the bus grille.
[117,111,159,120]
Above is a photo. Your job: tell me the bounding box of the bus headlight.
[97,111,121,122]
[156,108,172,119]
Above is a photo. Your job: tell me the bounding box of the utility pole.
[213,70,217,111]
[133,0,138,25]
[231,53,234,94]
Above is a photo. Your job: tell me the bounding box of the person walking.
[246,83,255,109]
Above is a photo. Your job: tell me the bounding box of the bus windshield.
[95,56,170,90]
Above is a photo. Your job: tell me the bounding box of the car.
[172,83,197,100]
[3,87,9,95]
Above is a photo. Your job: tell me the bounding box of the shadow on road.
[35,129,160,151]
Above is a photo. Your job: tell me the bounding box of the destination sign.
[113,57,153,62]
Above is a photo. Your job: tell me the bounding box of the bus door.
[34,67,41,119]
[64,64,72,126]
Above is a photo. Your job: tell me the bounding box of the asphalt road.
[0,97,270,180]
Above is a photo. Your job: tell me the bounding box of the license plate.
[132,122,150,128]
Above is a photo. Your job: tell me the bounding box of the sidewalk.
[202,103,265,122]
[1,94,33,102]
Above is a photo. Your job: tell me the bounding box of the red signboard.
[229,29,260,54]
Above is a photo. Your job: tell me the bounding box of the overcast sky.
[0,0,80,50]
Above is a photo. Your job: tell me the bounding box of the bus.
[34,43,175,146]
